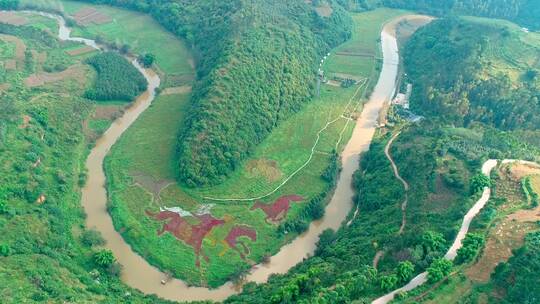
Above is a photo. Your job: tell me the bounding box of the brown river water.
[35,11,411,302]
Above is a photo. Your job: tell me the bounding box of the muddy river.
[36,11,407,302]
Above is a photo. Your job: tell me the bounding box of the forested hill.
[176,1,353,186]
[403,17,540,130]
[76,0,352,186]
[383,0,540,30]
[338,0,540,31]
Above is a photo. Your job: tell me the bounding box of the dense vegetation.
[228,14,540,302]
[404,17,540,131]
[226,124,472,303]
[85,52,147,101]
[0,21,178,303]
[492,230,540,303]
[75,0,353,186]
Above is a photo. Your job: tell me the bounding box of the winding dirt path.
[384,131,409,234]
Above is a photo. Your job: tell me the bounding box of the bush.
[397,261,415,283]
[93,249,115,268]
[137,53,155,68]
[81,229,105,247]
[0,244,11,256]
[379,274,398,291]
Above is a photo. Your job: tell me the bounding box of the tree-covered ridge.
[75,0,353,186]
[85,52,147,101]
[176,0,353,186]
[403,17,540,130]
[382,0,540,30]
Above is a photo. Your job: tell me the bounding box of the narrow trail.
[371,131,407,270]
[372,250,385,269]
[203,78,369,202]
[384,130,409,234]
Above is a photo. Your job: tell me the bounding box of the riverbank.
[102,8,410,295]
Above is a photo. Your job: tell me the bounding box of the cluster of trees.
[379,261,414,291]
[404,18,540,131]
[278,192,326,235]
[455,233,485,264]
[137,53,155,68]
[470,173,491,194]
[354,138,405,211]
[85,52,147,101]
[76,0,353,186]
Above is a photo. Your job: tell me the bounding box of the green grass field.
[20,0,194,81]
[103,8,411,287]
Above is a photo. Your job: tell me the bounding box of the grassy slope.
[103,8,408,287]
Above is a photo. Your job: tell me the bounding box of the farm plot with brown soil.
[72,7,112,26]
[66,45,95,56]
[0,11,28,26]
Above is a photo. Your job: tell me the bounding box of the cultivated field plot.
[104,9,411,287]
[0,11,28,26]
[72,7,112,26]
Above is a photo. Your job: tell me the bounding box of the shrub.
[397,261,415,283]
[138,53,155,68]
[0,244,11,256]
[379,274,398,291]
[93,249,115,267]
[81,229,105,247]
